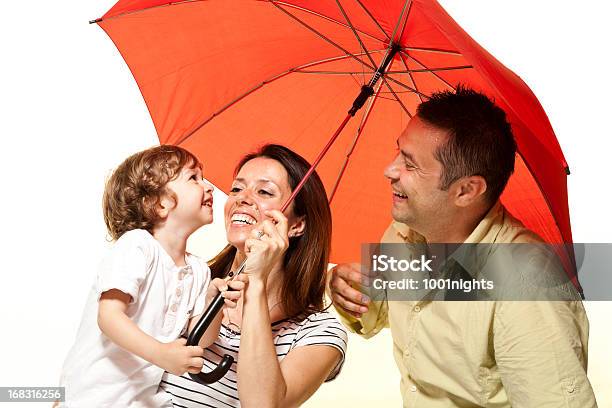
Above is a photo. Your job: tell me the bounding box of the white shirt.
[60,229,210,407]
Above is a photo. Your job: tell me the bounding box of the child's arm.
[188,278,245,348]
[98,289,205,375]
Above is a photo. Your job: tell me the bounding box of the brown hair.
[416,85,517,204]
[209,144,332,319]
[103,145,200,240]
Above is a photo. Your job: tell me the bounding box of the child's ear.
[156,194,175,219]
[288,216,306,238]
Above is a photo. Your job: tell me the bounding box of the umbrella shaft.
[281,45,400,213]
[350,43,400,116]
[281,114,352,213]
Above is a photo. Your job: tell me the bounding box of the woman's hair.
[103,145,200,240]
[210,144,332,319]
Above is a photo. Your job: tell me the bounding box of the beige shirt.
[337,202,597,407]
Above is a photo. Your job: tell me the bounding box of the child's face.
[162,164,214,233]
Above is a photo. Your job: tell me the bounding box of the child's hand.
[206,277,247,308]
[155,338,204,376]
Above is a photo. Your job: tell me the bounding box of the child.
[58,145,243,407]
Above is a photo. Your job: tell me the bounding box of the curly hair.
[102,145,200,240]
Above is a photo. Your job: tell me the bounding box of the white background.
[0,1,610,406]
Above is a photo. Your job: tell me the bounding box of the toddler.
[58,145,242,407]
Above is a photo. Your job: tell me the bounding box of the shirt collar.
[392,201,506,277]
[463,201,505,244]
[143,230,194,272]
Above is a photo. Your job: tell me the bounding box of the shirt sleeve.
[493,300,597,408]
[333,222,403,338]
[335,299,389,339]
[95,230,151,304]
[291,314,349,382]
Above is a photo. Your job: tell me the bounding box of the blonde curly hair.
[102,145,200,240]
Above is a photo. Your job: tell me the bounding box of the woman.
[161,144,348,407]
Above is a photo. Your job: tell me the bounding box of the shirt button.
[171,304,178,312]
[410,385,417,392]
[178,271,185,280]
[413,306,421,312]
[566,385,575,394]
[176,288,182,297]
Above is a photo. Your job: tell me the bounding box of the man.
[329,86,597,407]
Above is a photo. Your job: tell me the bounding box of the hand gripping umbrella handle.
[186,260,246,384]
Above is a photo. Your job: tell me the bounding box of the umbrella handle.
[187,291,233,384]
[186,260,246,384]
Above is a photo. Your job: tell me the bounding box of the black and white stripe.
[160,311,348,407]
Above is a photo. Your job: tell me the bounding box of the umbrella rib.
[396,0,414,44]
[334,0,377,69]
[514,149,569,248]
[294,70,373,75]
[380,59,413,118]
[398,51,423,103]
[291,68,466,75]
[387,65,473,73]
[378,95,406,101]
[174,50,386,146]
[329,80,384,202]
[381,80,412,117]
[91,0,202,23]
[378,89,418,95]
[400,50,457,90]
[402,46,462,56]
[270,1,376,72]
[384,75,429,99]
[353,0,391,41]
[373,0,413,105]
[389,0,412,43]
[272,1,386,44]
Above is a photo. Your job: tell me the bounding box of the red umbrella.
[91,0,574,273]
[91,0,579,384]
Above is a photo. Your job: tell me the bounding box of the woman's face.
[224,157,302,250]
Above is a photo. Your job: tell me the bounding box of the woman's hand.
[243,209,289,283]
[205,277,246,309]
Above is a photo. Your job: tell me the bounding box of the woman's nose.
[235,188,254,205]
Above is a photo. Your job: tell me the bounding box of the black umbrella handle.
[187,292,233,383]
[186,260,247,384]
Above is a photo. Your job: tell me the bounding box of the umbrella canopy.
[93,0,573,266]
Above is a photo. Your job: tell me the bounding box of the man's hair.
[416,85,517,203]
[209,144,332,319]
[102,145,200,240]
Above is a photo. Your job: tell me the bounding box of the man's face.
[384,116,451,231]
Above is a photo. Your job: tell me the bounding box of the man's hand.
[154,338,204,376]
[328,263,371,318]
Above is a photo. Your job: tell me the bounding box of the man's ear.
[452,176,487,207]
[288,216,306,238]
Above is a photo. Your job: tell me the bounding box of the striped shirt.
[160,310,348,407]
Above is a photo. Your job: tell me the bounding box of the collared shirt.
[60,229,210,407]
[337,202,597,407]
